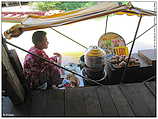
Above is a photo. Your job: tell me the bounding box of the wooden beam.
[2,45,25,104]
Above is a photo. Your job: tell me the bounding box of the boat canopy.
[3,2,156,39]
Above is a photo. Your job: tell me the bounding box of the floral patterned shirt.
[23,46,60,88]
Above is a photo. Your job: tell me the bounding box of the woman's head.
[32,31,49,49]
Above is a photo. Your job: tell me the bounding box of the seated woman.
[23,31,63,90]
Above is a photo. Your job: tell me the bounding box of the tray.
[110,63,140,70]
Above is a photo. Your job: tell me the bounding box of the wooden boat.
[2,1,156,117]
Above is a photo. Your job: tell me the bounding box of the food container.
[109,55,140,69]
[84,46,106,69]
[83,46,107,84]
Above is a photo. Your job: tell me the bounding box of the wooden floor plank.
[11,97,31,116]
[135,83,156,116]
[2,81,156,117]
[119,83,155,117]
[108,85,134,117]
[2,96,30,117]
[145,81,156,96]
[83,87,102,116]
[43,89,65,116]
[65,87,87,116]
[96,86,118,116]
[30,90,47,116]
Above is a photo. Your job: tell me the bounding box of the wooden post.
[2,45,25,104]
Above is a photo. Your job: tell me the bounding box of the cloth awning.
[2,12,46,23]
[4,2,156,39]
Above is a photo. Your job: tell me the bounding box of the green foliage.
[119,1,130,5]
[30,1,97,11]
[30,2,61,11]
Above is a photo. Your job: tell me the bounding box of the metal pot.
[84,46,106,69]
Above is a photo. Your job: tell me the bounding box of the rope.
[143,76,156,83]
[105,15,109,34]
[4,40,103,86]
[126,24,157,45]
[120,15,142,84]
[50,27,88,49]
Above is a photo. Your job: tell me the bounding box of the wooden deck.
[2,81,156,117]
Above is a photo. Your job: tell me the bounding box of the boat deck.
[2,81,156,117]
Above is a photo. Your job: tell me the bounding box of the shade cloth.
[3,2,156,39]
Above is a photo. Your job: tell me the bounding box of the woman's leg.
[47,64,62,87]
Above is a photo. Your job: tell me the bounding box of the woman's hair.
[32,31,47,45]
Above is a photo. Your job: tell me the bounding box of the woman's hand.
[51,53,64,75]
[53,53,61,58]
[53,52,62,65]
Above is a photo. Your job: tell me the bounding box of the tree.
[30,1,97,11]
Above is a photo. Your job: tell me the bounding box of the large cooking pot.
[81,46,107,85]
[84,46,106,69]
